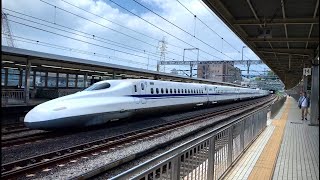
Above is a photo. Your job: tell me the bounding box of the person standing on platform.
[298,92,310,120]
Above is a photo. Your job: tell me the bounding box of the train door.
[204,86,209,103]
[140,81,147,104]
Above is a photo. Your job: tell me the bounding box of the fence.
[270,96,287,119]
[1,89,25,106]
[111,106,269,180]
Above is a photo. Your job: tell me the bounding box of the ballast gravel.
[31,107,249,180]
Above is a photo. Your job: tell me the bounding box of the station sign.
[303,68,311,76]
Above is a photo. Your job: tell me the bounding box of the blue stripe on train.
[130,92,255,99]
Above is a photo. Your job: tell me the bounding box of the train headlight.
[53,107,67,111]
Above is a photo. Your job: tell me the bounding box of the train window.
[134,85,137,92]
[178,89,180,93]
[141,83,144,90]
[84,82,111,91]
[185,89,187,93]
[188,89,190,93]
[170,89,172,93]
[151,88,154,94]
[166,88,168,93]
[161,88,164,94]
[174,89,176,94]
[156,88,159,94]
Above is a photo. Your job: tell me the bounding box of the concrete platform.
[224,97,319,180]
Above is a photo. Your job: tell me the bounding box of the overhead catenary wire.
[4,8,198,62]
[2,34,156,68]
[130,0,235,60]
[106,0,222,60]
[196,0,253,60]
[37,1,204,62]
[176,0,241,54]
[5,12,177,62]
[59,0,187,51]
[8,19,164,63]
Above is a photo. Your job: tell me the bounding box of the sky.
[2,0,270,77]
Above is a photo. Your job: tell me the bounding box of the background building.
[197,62,242,83]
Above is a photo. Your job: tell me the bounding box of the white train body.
[24,79,269,130]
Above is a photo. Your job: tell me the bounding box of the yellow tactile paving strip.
[248,99,290,180]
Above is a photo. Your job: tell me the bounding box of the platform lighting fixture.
[3,67,18,69]
[2,60,14,63]
[31,65,37,68]
[79,69,95,72]
[15,64,26,66]
[94,71,109,74]
[41,65,61,69]
[62,67,79,71]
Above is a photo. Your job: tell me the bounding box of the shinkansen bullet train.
[24,79,269,130]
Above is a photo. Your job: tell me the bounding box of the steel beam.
[248,37,319,42]
[233,18,319,25]
[257,48,313,54]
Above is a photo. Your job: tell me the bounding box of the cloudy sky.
[2,0,269,77]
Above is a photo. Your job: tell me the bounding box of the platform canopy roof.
[203,0,319,89]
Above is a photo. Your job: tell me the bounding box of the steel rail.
[1,96,273,179]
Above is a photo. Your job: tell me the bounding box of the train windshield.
[84,82,111,91]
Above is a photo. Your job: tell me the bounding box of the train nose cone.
[24,107,55,130]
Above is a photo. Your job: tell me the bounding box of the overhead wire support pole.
[183,48,199,77]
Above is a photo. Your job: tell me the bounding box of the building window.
[68,74,76,87]
[35,71,46,87]
[7,68,21,87]
[86,75,92,87]
[58,73,67,87]
[77,75,84,88]
[48,72,57,87]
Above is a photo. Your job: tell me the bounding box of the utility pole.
[183,48,199,77]
[242,46,250,78]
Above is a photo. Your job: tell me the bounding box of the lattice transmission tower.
[2,12,16,47]
[157,37,168,72]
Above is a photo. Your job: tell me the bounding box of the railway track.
[1,127,32,136]
[2,122,25,131]
[1,131,60,147]
[1,96,274,179]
